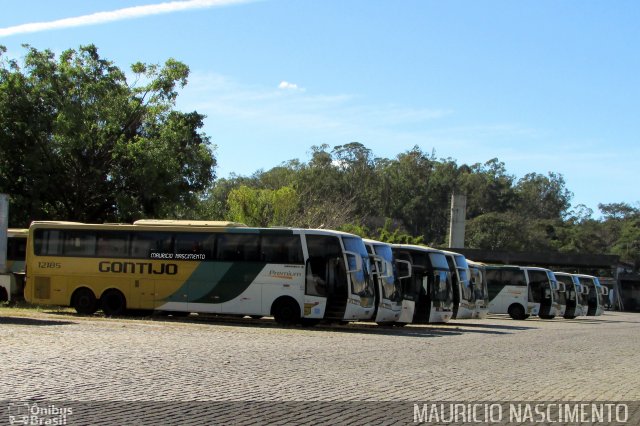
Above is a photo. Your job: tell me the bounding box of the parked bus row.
[11,220,608,325]
[484,265,609,319]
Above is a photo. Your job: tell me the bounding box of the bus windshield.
[555,274,575,302]
[342,237,374,298]
[373,244,400,301]
[454,254,469,270]
[429,253,449,270]
[431,270,453,304]
[547,271,565,304]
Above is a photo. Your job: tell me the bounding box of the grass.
[0,300,76,316]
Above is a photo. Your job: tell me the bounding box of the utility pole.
[448,194,466,249]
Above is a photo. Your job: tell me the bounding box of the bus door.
[305,235,347,320]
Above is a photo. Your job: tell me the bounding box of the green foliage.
[376,219,425,245]
[226,185,299,227]
[0,44,215,226]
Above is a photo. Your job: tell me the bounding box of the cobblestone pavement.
[1,309,639,424]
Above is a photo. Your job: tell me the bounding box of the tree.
[0,44,215,226]
[226,185,299,227]
[513,172,572,220]
[598,202,639,220]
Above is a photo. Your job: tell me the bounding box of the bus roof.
[133,219,247,227]
[363,238,390,246]
[391,244,444,254]
[27,221,364,239]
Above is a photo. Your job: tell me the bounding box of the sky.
[1,0,639,216]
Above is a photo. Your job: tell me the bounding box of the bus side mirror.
[581,286,589,295]
[344,251,363,273]
[600,286,609,296]
[395,259,412,280]
[558,282,566,292]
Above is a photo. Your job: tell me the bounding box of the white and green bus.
[24,220,376,325]
[554,272,588,319]
[467,260,490,319]
[391,245,454,323]
[440,250,474,319]
[363,239,413,325]
[574,273,608,316]
[485,265,540,320]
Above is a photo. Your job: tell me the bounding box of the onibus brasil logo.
[7,402,73,425]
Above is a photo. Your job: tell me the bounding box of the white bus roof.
[133,219,247,227]
[391,244,445,254]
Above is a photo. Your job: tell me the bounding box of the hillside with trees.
[1,45,638,268]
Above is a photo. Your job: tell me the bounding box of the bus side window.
[216,233,260,262]
[260,234,303,264]
[34,230,63,256]
[63,231,96,257]
[96,232,130,258]
[175,232,215,260]
[131,232,173,258]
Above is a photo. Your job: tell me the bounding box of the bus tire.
[539,314,555,320]
[564,315,576,319]
[393,322,407,327]
[508,304,526,320]
[101,289,127,317]
[249,315,263,320]
[271,297,300,325]
[0,287,8,303]
[72,288,98,315]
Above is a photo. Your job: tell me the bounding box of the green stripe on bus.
[170,262,267,304]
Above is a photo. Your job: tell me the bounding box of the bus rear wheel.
[272,298,300,325]
[72,288,98,315]
[539,314,555,320]
[101,289,127,317]
[508,304,526,320]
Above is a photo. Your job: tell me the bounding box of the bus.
[363,239,413,325]
[391,245,454,323]
[0,228,28,302]
[554,272,588,319]
[24,221,376,325]
[467,260,490,319]
[485,265,540,320]
[440,250,474,319]
[522,267,561,319]
[574,274,608,316]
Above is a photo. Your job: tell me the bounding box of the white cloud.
[0,0,253,37]
[278,81,303,91]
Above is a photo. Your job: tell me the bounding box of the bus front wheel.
[101,289,127,317]
[72,288,98,315]
[272,298,300,325]
[508,304,526,320]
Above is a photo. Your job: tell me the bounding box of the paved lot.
[1,308,639,424]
